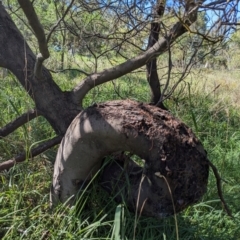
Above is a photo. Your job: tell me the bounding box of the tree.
[0,0,237,217]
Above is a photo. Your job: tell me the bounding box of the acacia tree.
[0,0,238,217]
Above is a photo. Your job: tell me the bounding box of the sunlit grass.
[0,67,240,239]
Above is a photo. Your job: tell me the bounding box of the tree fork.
[0,3,81,134]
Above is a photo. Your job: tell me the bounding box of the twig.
[111,81,124,99]
[0,109,41,137]
[72,5,200,105]
[159,34,204,103]
[0,135,62,171]
[46,0,75,43]
[207,159,233,218]
[49,68,90,76]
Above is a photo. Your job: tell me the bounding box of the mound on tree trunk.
[50,100,209,218]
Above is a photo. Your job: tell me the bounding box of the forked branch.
[0,109,41,137]
[0,135,62,171]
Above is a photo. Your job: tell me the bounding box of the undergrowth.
[1,69,240,239]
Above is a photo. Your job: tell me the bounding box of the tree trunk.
[51,100,209,218]
[0,3,80,135]
[146,1,166,108]
[146,22,162,105]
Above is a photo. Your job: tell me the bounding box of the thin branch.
[207,160,233,218]
[221,22,240,26]
[72,6,199,106]
[46,0,75,43]
[157,24,212,103]
[49,68,90,76]
[0,135,62,171]
[17,0,49,60]
[17,0,49,78]
[0,109,41,137]
[159,43,199,103]
[202,0,233,8]
[111,80,124,99]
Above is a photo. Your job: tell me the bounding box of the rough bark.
[146,1,166,108]
[146,22,162,105]
[0,3,81,135]
[51,100,209,218]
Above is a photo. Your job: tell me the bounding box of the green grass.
[1,68,240,239]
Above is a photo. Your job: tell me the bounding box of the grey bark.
[51,100,209,218]
[0,3,81,135]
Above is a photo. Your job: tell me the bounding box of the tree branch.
[49,68,90,76]
[0,4,81,134]
[146,0,167,109]
[0,109,41,137]
[17,0,49,78]
[72,5,199,106]
[207,160,233,218]
[0,135,62,171]
[17,0,49,59]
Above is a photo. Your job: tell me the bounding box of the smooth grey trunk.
[51,100,209,218]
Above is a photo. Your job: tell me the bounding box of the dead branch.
[0,135,62,171]
[0,109,41,137]
[207,160,233,218]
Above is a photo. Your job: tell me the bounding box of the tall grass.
[1,69,240,239]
